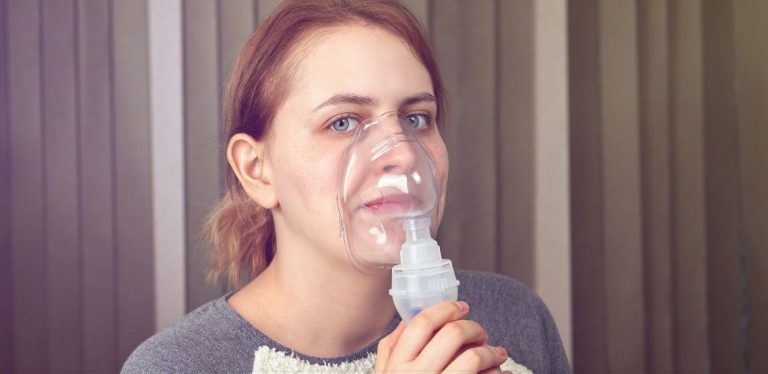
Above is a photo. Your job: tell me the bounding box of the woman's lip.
[363,193,419,214]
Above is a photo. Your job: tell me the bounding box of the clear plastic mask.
[337,111,440,272]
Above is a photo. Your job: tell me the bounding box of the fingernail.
[456,301,469,312]
[495,346,508,356]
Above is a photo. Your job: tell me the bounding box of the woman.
[123,0,569,373]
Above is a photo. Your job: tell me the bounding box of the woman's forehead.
[287,25,433,106]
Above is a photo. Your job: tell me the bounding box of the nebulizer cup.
[389,215,459,323]
[337,111,459,323]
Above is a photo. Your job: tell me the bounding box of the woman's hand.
[375,301,509,373]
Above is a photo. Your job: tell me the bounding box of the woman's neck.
[227,246,398,358]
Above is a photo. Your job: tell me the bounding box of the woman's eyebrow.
[400,92,436,107]
[313,94,376,111]
[312,92,436,112]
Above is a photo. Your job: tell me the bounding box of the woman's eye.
[330,116,360,133]
[405,114,430,129]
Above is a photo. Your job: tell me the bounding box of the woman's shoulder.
[456,269,540,304]
[456,269,571,373]
[456,269,550,320]
[121,296,259,373]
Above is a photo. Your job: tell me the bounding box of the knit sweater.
[122,270,571,373]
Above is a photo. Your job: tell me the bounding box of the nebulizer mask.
[337,111,459,323]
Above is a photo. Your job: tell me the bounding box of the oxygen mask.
[337,111,440,271]
[337,111,459,322]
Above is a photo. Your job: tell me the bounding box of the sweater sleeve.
[121,339,186,374]
[456,270,571,374]
[534,292,572,373]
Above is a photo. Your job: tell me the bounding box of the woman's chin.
[344,243,401,272]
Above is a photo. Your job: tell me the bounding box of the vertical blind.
[1,0,765,373]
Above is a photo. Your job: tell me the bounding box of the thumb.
[376,321,405,367]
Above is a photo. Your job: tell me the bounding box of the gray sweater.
[122,270,570,373]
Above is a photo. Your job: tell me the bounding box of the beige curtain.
[569,0,767,372]
[1,0,765,372]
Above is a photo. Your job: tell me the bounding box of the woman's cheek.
[316,156,344,201]
[433,144,449,189]
[434,146,449,225]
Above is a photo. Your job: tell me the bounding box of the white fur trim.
[251,346,533,373]
[252,346,375,373]
[501,356,534,374]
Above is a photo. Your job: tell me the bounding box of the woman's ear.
[227,133,278,209]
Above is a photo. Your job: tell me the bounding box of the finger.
[389,300,469,363]
[375,321,405,371]
[449,341,484,364]
[442,345,508,373]
[478,367,503,374]
[414,320,488,370]
[386,321,406,351]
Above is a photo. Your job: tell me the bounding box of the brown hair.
[206,0,446,288]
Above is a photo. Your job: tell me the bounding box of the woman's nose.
[381,142,417,174]
[370,117,418,175]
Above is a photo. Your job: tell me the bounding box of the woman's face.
[266,25,448,266]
